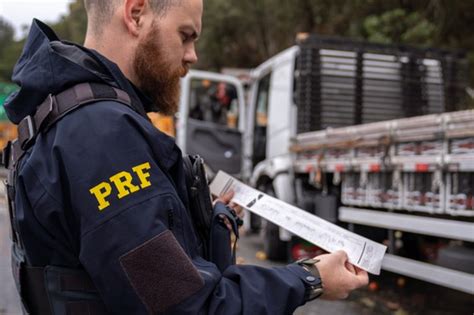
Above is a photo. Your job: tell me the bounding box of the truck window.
[189,79,239,129]
[253,73,271,166]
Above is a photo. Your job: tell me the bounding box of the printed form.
[210,171,387,275]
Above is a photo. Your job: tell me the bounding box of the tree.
[0,18,14,56]
[0,0,473,89]
[0,17,17,82]
[197,0,473,88]
[52,0,87,44]
[362,9,436,45]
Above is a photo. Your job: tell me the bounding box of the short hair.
[84,0,180,35]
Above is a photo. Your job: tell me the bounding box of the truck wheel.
[263,220,288,261]
[249,213,262,233]
[260,183,288,261]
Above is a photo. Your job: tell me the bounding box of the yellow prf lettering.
[90,162,153,211]
[89,182,112,211]
[132,162,152,188]
[109,171,140,199]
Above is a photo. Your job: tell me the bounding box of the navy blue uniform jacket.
[5,20,315,314]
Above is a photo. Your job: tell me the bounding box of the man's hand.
[314,250,369,300]
[214,190,244,218]
[213,190,244,231]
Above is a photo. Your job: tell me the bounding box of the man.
[4,0,368,314]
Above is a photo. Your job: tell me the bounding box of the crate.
[367,172,403,209]
[402,172,444,213]
[342,171,402,209]
[445,172,474,216]
[450,138,474,155]
[397,140,443,156]
[342,172,367,206]
[355,145,386,159]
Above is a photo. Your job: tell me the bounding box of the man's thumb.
[334,250,349,262]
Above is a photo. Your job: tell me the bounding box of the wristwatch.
[296,258,324,301]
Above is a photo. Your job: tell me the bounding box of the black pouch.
[183,155,214,258]
[183,155,240,271]
[209,202,240,272]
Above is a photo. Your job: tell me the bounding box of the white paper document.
[210,171,387,275]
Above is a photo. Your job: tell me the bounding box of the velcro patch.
[119,230,204,313]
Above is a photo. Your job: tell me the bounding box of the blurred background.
[0,0,473,83]
[0,1,473,314]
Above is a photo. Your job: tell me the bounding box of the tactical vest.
[3,83,138,315]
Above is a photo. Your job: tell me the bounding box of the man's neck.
[84,33,136,86]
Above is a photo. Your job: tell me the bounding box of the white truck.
[176,35,473,294]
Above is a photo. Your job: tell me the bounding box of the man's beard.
[133,27,189,115]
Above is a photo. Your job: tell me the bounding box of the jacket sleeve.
[169,257,313,315]
[53,102,313,314]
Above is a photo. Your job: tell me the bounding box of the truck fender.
[272,173,294,242]
[251,162,294,242]
[250,156,292,187]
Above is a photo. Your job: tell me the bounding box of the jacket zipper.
[168,209,174,230]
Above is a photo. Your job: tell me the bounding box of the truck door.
[177,70,246,177]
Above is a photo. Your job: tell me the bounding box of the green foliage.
[197,0,473,87]
[363,9,436,46]
[0,1,87,82]
[0,18,18,82]
[0,82,18,120]
[0,18,14,56]
[0,40,24,82]
[0,0,472,87]
[52,1,87,44]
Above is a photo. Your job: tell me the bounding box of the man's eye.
[181,33,190,42]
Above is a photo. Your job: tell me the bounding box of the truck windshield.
[189,79,239,129]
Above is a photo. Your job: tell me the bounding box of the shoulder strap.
[4,82,136,168]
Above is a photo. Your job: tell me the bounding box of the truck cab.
[245,47,299,183]
[166,70,247,178]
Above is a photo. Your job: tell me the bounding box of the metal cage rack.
[292,110,474,217]
[295,35,469,134]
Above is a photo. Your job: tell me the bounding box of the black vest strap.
[11,82,134,167]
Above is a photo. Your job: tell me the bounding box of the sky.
[0,0,74,39]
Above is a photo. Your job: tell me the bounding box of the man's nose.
[184,45,198,65]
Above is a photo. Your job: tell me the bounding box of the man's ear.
[123,0,147,37]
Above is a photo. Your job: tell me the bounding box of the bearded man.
[4,0,368,314]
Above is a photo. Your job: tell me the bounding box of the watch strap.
[296,258,324,301]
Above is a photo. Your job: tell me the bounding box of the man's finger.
[345,261,356,274]
[353,266,365,274]
[229,202,244,217]
[355,270,369,286]
[334,250,349,262]
[213,190,235,206]
[219,190,234,203]
[238,207,245,218]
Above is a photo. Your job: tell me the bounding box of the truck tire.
[249,213,262,233]
[260,183,288,261]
